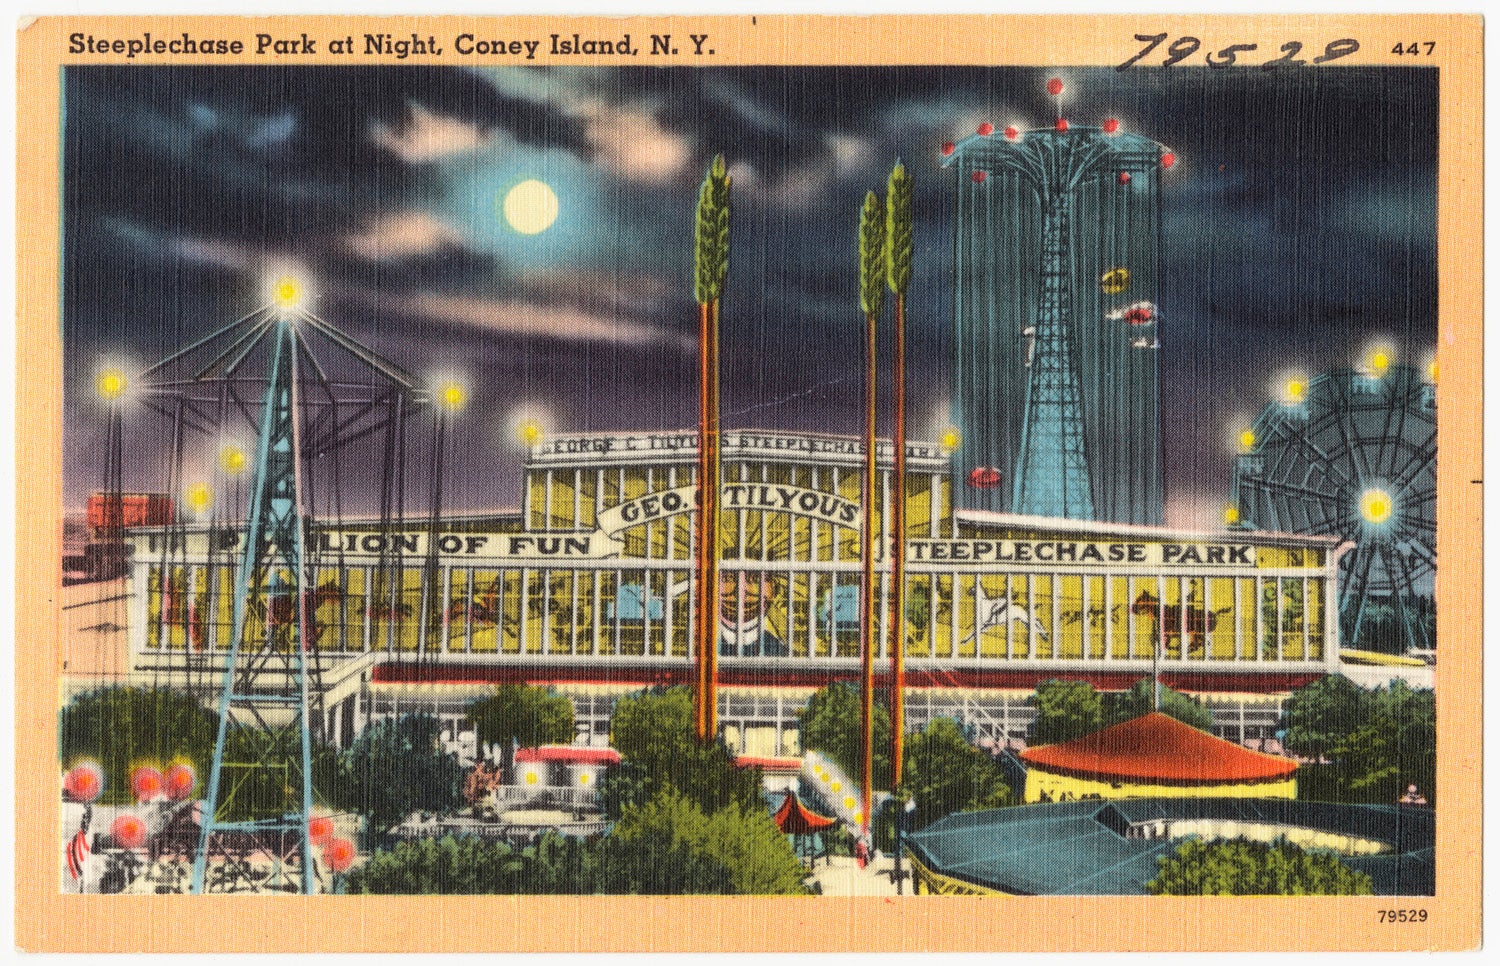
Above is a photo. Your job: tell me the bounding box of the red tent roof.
[513,745,621,765]
[773,790,836,834]
[1020,712,1298,783]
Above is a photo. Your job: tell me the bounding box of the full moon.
[501,179,559,235]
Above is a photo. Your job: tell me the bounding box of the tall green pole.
[886,161,913,788]
[857,190,886,832]
[693,155,731,742]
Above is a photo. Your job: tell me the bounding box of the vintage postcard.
[14,13,1481,952]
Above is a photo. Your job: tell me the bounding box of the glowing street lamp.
[1222,503,1242,527]
[1362,345,1393,378]
[940,427,961,451]
[219,444,248,476]
[184,481,213,517]
[1281,377,1307,405]
[95,367,127,401]
[439,380,468,412]
[1237,428,1256,453]
[518,420,543,446]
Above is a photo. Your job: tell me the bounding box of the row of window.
[142,562,1327,663]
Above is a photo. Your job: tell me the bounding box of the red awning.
[513,745,621,766]
[1020,712,1298,783]
[773,790,835,834]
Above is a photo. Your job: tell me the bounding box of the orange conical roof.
[1020,712,1297,783]
[773,790,836,834]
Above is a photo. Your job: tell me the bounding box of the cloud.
[371,103,496,163]
[578,102,693,184]
[345,212,467,261]
[377,291,690,350]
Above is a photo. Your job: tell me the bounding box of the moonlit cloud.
[345,212,467,261]
[580,103,692,184]
[371,103,497,163]
[373,291,690,350]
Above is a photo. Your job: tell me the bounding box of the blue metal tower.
[132,278,423,893]
[944,85,1172,524]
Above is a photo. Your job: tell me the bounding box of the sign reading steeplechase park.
[134,520,1265,569]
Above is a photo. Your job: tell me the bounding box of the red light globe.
[1047,78,1064,96]
[971,170,987,183]
[1004,126,1020,140]
[64,763,103,804]
[1117,171,1131,184]
[131,766,164,802]
[1161,152,1177,169]
[309,816,335,845]
[164,763,195,800]
[111,814,147,849]
[940,141,955,156]
[1055,118,1070,132]
[1102,118,1120,134]
[976,122,994,136]
[324,837,356,873]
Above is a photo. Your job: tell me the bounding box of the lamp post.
[893,795,916,894]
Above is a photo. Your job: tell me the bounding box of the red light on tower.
[110,814,147,850]
[131,766,164,802]
[1055,118,1070,132]
[1117,171,1131,185]
[164,763,195,800]
[1004,125,1020,140]
[309,816,335,845]
[941,141,955,156]
[1161,152,1177,169]
[324,838,357,874]
[968,467,1003,489]
[977,122,994,136]
[1102,118,1120,134]
[1047,78,1064,96]
[64,763,103,804]
[971,170,987,183]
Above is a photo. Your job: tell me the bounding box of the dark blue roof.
[908,798,1434,895]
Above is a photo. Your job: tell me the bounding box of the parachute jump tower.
[115,275,433,894]
[943,78,1174,524]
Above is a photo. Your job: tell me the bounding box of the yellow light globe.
[273,275,302,309]
[1363,346,1393,377]
[1359,488,1393,524]
[219,445,247,475]
[941,427,961,450]
[439,381,467,412]
[96,368,127,401]
[185,482,213,514]
[1238,428,1256,451]
[1283,378,1307,403]
[1223,504,1241,526]
[518,421,543,446]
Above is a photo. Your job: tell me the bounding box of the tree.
[899,717,1013,832]
[342,831,601,895]
[604,687,761,817]
[602,789,808,895]
[334,714,465,830]
[798,682,892,790]
[1028,679,1106,745]
[59,685,218,805]
[464,684,574,767]
[1106,678,1216,733]
[692,154,731,741]
[1281,676,1436,805]
[1147,837,1373,895]
[1281,674,1366,761]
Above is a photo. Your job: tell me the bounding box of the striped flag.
[66,806,91,881]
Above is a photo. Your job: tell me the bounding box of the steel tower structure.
[944,84,1172,524]
[125,278,425,893]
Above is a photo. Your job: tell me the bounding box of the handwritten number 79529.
[1118,34,1361,70]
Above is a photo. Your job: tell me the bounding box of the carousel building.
[117,428,1347,754]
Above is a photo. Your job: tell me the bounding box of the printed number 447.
[1393,42,1438,55]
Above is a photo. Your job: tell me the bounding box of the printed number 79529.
[1378,910,1429,924]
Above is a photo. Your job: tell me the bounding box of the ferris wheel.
[1228,351,1437,653]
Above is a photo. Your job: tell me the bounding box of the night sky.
[61,65,1436,527]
